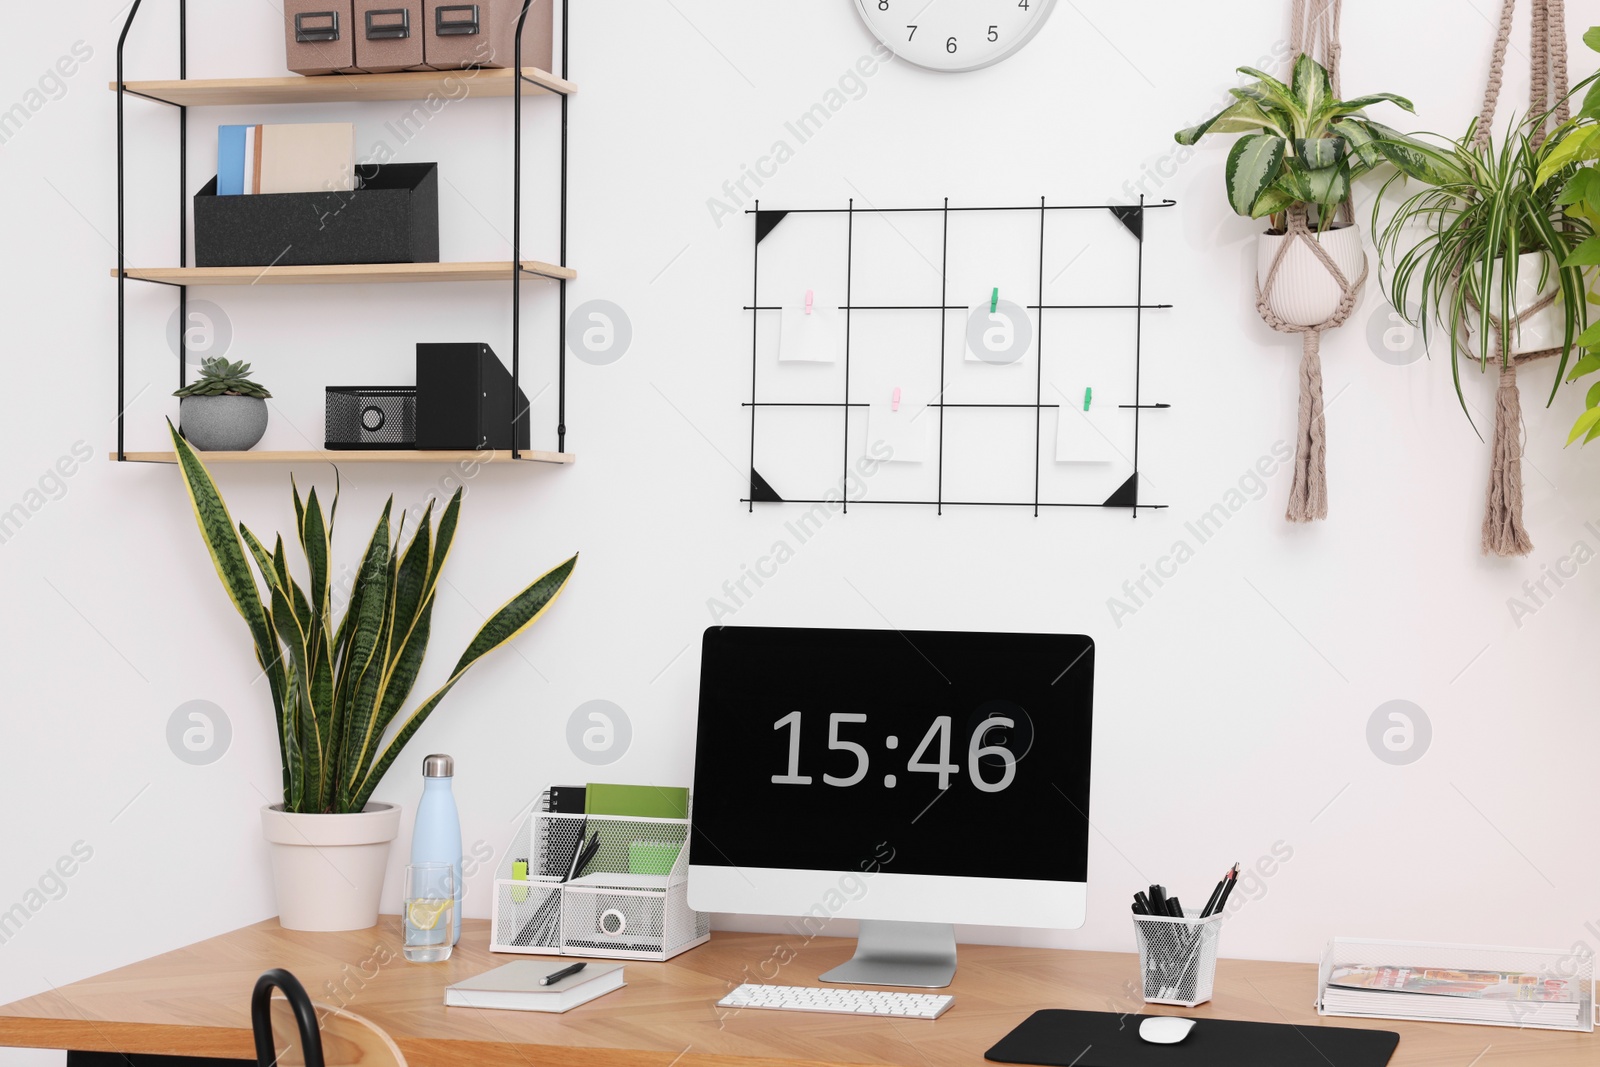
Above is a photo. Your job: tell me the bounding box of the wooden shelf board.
[112,450,575,466]
[111,67,574,106]
[112,260,574,286]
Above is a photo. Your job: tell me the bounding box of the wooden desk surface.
[0,919,1593,1067]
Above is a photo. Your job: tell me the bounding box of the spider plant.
[167,420,577,814]
[1176,54,1448,230]
[1371,112,1593,426]
[1533,27,1600,445]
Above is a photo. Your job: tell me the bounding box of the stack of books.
[217,122,356,196]
[1323,964,1586,1027]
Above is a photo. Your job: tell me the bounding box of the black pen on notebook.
[539,962,587,986]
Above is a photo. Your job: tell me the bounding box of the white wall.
[4,2,1600,1063]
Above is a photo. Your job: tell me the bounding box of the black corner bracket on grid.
[741,196,1175,517]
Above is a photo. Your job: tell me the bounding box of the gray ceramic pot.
[179,395,268,451]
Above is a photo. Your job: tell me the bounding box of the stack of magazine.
[1323,964,1585,1027]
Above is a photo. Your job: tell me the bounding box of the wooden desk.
[0,919,1593,1067]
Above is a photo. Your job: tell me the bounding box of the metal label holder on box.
[489,788,710,961]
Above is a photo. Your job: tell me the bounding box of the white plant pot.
[1256,225,1366,328]
[261,803,401,932]
[1477,251,1563,356]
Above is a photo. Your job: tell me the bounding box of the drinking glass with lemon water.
[404,862,456,962]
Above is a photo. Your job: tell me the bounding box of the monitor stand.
[819,920,958,989]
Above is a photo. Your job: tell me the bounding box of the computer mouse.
[1138,1017,1197,1045]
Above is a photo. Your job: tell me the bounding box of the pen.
[539,962,587,986]
[1134,891,1154,915]
[573,834,602,880]
[566,832,599,882]
[1213,863,1240,915]
[1165,896,1184,918]
[1199,873,1228,918]
[1147,885,1169,917]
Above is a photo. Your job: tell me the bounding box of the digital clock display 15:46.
[771,710,1019,792]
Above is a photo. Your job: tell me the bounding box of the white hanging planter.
[261,803,401,932]
[1257,224,1366,328]
[1473,251,1564,357]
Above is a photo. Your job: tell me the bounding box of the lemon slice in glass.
[407,898,451,931]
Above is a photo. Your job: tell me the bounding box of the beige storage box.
[422,0,553,72]
[285,1,362,75]
[354,1,428,72]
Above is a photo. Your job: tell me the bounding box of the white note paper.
[779,299,841,364]
[868,399,930,464]
[1056,396,1118,464]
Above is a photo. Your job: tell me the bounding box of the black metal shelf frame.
[742,197,1175,516]
[114,0,570,461]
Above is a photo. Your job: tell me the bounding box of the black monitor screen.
[690,627,1094,883]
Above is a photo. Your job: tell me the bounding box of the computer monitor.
[688,626,1094,988]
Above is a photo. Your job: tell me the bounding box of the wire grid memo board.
[743,196,1174,514]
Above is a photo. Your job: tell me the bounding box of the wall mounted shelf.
[113,261,576,286]
[110,450,575,466]
[110,67,575,108]
[114,0,573,463]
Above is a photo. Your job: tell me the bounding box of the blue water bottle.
[412,754,462,945]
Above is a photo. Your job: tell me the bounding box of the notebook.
[444,960,624,1013]
[584,784,688,820]
[217,126,248,196]
[258,123,356,195]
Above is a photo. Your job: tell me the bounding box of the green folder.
[584,783,688,820]
[582,784,689,880]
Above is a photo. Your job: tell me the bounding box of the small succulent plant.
[173,357,273,399]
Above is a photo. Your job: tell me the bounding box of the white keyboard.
[717,983,953,1019]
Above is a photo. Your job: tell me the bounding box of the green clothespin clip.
[1084,387,1093,412]
[991,287,999,314]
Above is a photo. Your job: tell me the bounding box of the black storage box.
[194,162,439,268]
[326,386,418,449]
[416,343,530,450]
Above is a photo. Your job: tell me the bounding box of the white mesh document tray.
[489,788,710,961]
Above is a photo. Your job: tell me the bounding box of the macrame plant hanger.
[1470,0,1570,556]
[1257,0,1367,523]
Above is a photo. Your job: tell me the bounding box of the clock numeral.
[907,716,958,790]
[1019,0,1030,8]
[969,716,1019,793]
[945,36,958,53]
[823,713,870,787]
[988,25,999,42]
[772,710,813,784]
[878,0,889,8]
[906,24,916,40]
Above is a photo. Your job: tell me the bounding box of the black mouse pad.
[985,1009,1400,1067]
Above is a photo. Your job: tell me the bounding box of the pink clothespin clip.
[892,387,902,412]
[805,289,814,316]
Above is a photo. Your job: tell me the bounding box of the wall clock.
[853,0,1058,73]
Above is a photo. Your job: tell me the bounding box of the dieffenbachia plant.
[167,420,577,813]
[1175,54,1454,228]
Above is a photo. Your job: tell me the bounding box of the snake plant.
[1176,54,1449,229]
[166,420,577,813]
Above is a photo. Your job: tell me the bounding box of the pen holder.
[1133,911,1224,1007]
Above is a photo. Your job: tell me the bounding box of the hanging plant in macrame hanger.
[1373,0,1586,557]
[1177,0,1444,523]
